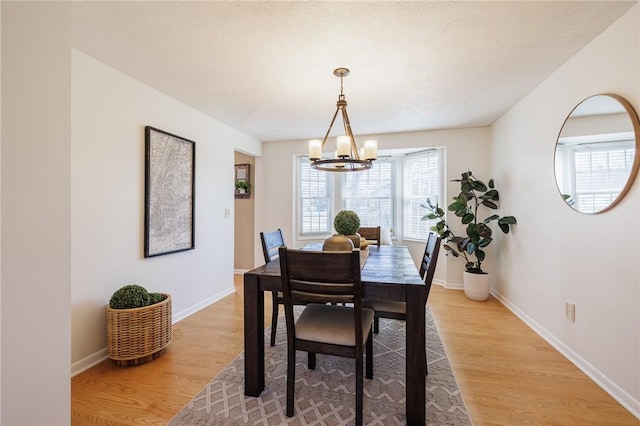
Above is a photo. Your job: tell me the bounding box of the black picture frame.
[144,126,195,257]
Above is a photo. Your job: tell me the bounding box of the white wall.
[260,127,492,286]
[491,5,639,416]
[71,50,261,371]
[1,3,71,424]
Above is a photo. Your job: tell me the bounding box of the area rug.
[168,306,471,425]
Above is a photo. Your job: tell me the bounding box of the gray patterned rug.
[169,306,471,425]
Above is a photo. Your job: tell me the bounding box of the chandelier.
[308,68,377,172]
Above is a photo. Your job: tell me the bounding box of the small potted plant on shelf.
[423,171,517,301]
[106,284,172,366]
[235,180,251,195]
[323,209,361,251]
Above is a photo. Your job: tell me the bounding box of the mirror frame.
[554,93,640,214]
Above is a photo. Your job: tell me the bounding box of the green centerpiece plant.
[423,171,517,300]
[333,210,361,235]
[323,210,362,251]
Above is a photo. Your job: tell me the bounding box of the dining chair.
[259,229,286,346]
[362,232,441,374]
[278,247,374,426]
[357,226,381,246]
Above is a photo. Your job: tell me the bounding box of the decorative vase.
[106,294,172,366]
[463,271,490,301]
[344,232,361,249]
[322,234,355,251]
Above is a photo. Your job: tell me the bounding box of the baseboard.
[432,278,464,290]
[71,286,236,377]
[172,287,236,323]
[71,348,108,377]
[492,289,640,420]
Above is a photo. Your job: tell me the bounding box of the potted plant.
[423,171,517,301]
[106,284,172,366]
[322,210,361,251]
[235,180,251,194]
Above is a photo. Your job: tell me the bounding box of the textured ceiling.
[71,1,635,142]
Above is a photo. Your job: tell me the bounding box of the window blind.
[342,158,394,228]
[403,150,440,240]
[574,145,635,212]
[299,157,332,234]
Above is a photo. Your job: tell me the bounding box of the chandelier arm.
[321,107,342,148]
[340,107,360,160]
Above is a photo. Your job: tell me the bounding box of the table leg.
[244,272,265,396]
[405,284,426,425]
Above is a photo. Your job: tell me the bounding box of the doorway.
[234,151,255,272]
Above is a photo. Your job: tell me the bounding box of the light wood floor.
[71,275,639,425]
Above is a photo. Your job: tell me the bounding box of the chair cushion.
[362,300,406,315]
[295,304,374,346]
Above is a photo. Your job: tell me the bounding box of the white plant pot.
[463,271,490,301]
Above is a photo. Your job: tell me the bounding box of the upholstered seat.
[296,304,375,346]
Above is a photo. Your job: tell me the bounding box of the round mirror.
[554,94,640,213]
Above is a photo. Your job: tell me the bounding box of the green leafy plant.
[148,292,167,305]
[235,181,251,192]
[109,285,167,309]
[333,210,361,234]
[110,285,150,309]
[423,171,517,274]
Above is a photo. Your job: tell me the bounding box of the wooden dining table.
[243,244,427,425]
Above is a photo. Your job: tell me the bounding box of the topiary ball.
[334,210,361,234]
[148,292,167,305]
[110,284,150,309]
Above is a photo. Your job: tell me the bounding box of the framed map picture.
[144,126,195,257]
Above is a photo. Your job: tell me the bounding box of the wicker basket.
[106,294,172,367]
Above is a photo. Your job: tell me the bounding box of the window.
[403,150,441,240]
[556,141,635,213]
[296,148,442,240]
[342,158,394,228]
[298,157,332,234]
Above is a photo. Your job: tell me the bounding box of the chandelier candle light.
[308,68,378,172]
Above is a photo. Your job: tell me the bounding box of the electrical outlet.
[565,302,575,322]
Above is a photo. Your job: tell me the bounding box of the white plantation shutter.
[296,149,443,241]
[403,150,441,240]
[299,157,332,234]
[342,158,394,228]
[569,142,634,212]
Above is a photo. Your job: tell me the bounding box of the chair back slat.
[260,229,285,264]
[358,226,381,246]
[290,279,355,305]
